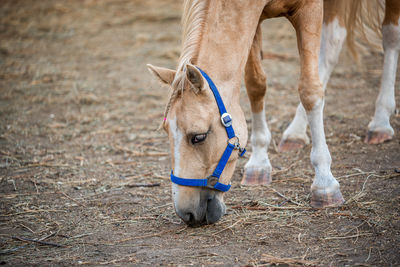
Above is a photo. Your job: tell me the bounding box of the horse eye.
[191,133,207,144]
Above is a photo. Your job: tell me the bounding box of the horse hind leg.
[289,0,344,208]
[241,24,272,186]
[365,0,399,144]
[279,0,347,152]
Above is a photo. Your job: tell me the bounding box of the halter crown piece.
[170,67,246,192]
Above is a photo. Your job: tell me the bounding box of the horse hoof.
[364,131,393,144]
[278,138,306,152]
[241,167,272,185]
[310,188,344,208]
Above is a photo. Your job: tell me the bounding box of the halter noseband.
[170,67,246,192]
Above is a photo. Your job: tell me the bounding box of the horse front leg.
[279,0,347,152]
[365,0,399,144]
[241,24,272,186]
[290,0,344,208]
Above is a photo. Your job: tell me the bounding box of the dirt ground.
[1,0,399,266]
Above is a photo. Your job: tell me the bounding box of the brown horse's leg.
[279,0,348,152]
[241,24,272,186]
[365,0,399,144]
[289,0,344,208]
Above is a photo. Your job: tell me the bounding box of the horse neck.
[195,0,265,103]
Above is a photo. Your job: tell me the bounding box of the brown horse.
[148,0,399,226]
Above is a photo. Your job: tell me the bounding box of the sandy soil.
[1,0,399,266]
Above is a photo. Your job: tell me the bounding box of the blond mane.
[162,0,209,122]
[173,0,209,90]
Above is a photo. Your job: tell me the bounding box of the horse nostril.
[206,194,225,224]
[186,211,206,227]
[187,212,195,224]
[178,211,196,225]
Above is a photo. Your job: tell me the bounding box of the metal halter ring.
[227,136,240,150]
[206,176,219,188]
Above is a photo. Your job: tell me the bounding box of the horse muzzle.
[174,188,226,226]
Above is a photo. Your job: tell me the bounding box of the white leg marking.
[281,103,310,144]
[318,18,347,89]
[245,110,272,171]
[368,22,399,135]
[282,18,347,143]
[307,100,340,192]
[169,118,183,205]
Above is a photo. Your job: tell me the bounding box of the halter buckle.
[221,113,232,127]
[227,136,240,149]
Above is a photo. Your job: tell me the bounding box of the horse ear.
[147,64,176,85]
[185,64,206,94]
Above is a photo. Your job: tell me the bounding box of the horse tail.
[341,0,384,59]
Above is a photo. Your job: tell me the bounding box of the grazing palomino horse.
[148,0,399,226]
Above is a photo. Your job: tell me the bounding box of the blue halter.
[170,67,246,192]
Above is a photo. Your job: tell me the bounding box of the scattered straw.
[231,205,311,211]
[270,187,303,206]
[10,236,66,248]
[77,253,137,265]
[212,219,243,236]
[59,191,86,207]
[345,174,373,204]
[260,253,318,266]
[0,209,68,217]
[324,232,373,240]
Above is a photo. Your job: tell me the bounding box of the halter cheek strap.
[170,67,246,192]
